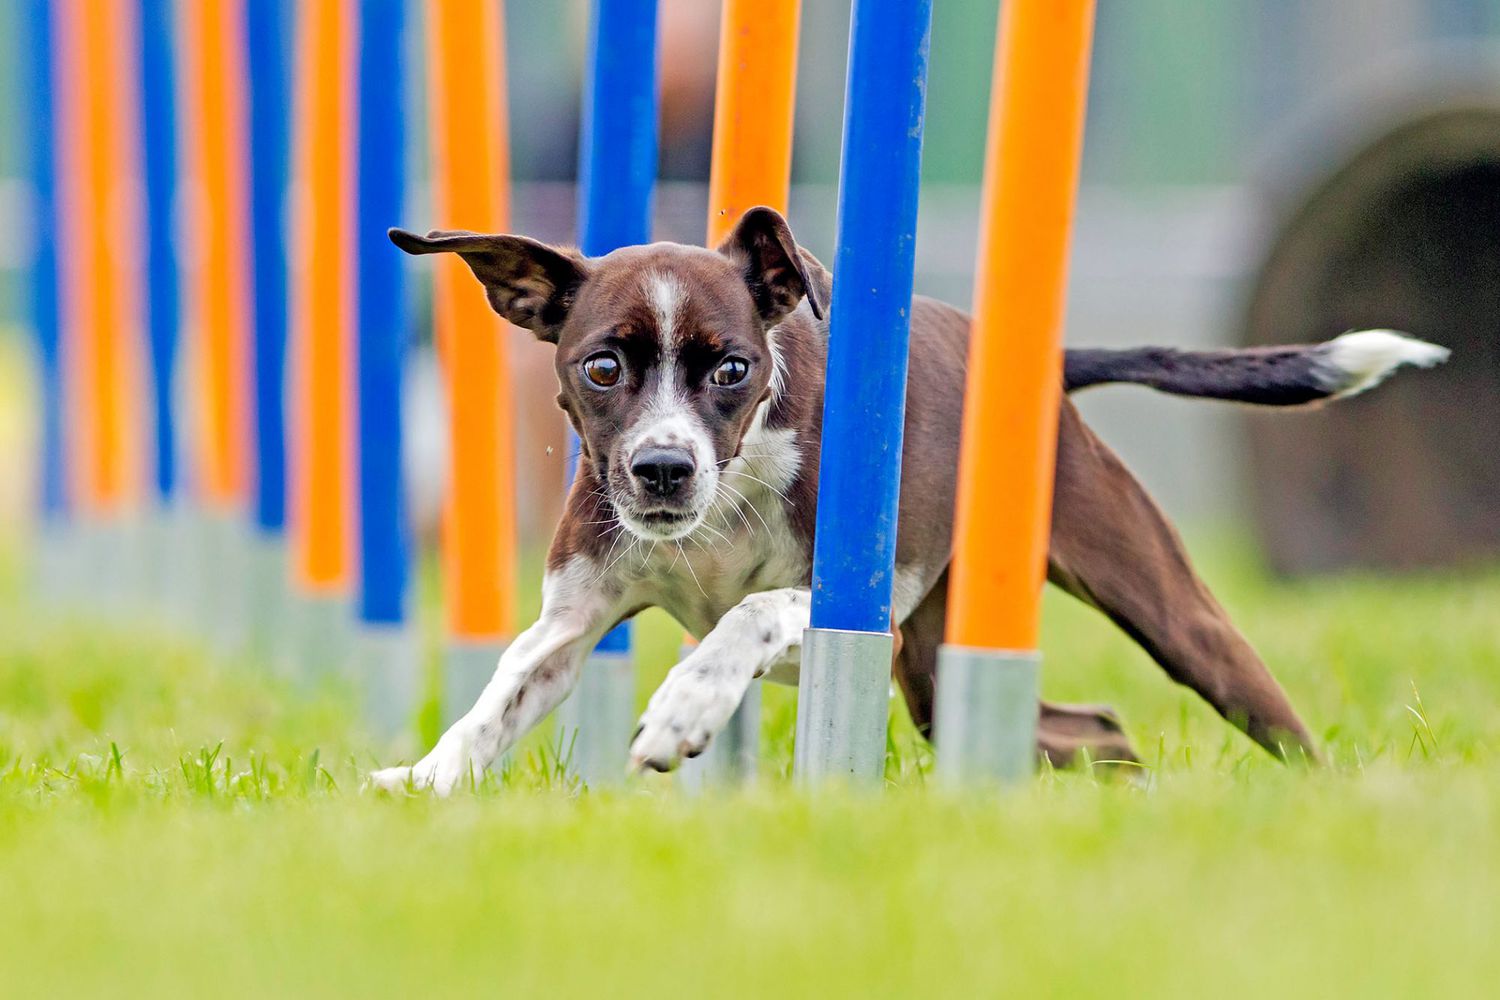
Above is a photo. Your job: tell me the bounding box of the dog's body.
[373,208,1447,794]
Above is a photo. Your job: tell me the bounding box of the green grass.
[2,529,1499,998]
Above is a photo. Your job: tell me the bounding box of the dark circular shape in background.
[1243,107,1500,575]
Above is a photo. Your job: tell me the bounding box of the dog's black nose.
[631,447,695,498]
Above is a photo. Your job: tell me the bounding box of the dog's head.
[391,207,825,541]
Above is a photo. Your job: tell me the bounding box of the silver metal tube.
[352,621,420,749]
[933,644,1039,786]
[246,530,292,672]
[555,649,636,789]
[290,592,352,687]
[793,627,893,787]
[192,509,251,655]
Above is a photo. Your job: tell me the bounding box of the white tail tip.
[1323,329,1450,397]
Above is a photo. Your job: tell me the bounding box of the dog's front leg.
[371,564,613,796]
[630,588,810,772]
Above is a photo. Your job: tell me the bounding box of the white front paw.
[369,730,482,796]
[629,663,743,773]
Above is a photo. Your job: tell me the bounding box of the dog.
[371,206,1448,794]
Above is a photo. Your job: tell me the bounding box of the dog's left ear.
[717,206,827,324]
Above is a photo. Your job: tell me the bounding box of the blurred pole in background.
[137,0,185,621]
[289,0,356,682]
[23,0,69,604]
[425,0,519,729]
[180,0,254,651]
[58,0,147,615]
[935,0,1095,786]
[355,0,416,743]
[678,0,803,792]
[243,1,292,671]
[245,0,294,668]
[556,0,659,789]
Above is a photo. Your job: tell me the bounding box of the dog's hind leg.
[893,571,1140,767]
[1047,401,1319,762]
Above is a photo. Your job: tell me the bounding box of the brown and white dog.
[371,207,1448,794]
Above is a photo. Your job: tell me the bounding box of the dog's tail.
[1063,330,1449,406]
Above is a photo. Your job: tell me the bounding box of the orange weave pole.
[428,0,517,639]
[684,0,802,654]
[946,0,1095,651]
[291,0,355,590]
[181,0,252,507]
[705,0,801,245]
[58,0,143,512]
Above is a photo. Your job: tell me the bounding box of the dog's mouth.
[618,507,704,542]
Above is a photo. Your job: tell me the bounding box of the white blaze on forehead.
[645,271,686,346]
[623,272,713,493]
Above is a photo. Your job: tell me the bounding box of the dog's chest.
[641,501,806,637]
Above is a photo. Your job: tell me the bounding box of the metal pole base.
[71,518,111,614]
[137,505,177,623]
[678,679,760,792]
[555,649,636,789]
[113,515,150,620]
[246,531,292,671]
[443,641,505,728]
[933,645,1039,786]
[35,519,76,610]
[191,509,251,655]
[353,622,420,747]
[793,627,893,787]
[290,592,352,687]
[160,504,200,634]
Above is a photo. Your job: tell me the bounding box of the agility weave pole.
[181,0,255,652]
[354,0,416,740]
[23,0,68,603]
[245,0,295,669]
[794,0,934,785]
[424,0,521,729]
[289,0,356,681]
[678,0,803,791]
[935,0,1097,784]
[55,0,148,614]
[137,0,187,620]
[554,0,662,789]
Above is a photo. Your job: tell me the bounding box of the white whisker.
[720,468,793,504]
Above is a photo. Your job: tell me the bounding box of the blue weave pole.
[355,0,409,628]
[558,0,660,784]
[352,0,415,738]
[243,0,294,664]
[794,0,933,785]
[138,0,180,508]
[246,0,290,537]
[24,0,65,525]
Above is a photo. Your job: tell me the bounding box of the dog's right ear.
[389,228,589,343]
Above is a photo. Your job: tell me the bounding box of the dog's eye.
[711,357,750,387]
[582,352,622,388]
